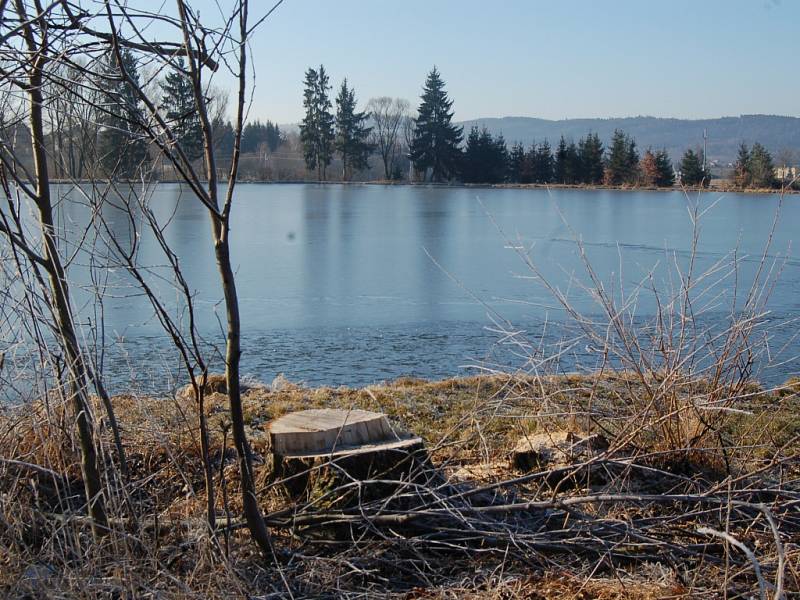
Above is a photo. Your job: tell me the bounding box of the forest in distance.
[4,55,795,191]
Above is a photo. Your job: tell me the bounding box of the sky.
[197,0,799,124]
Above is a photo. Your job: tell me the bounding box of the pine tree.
[335,79,372,181]
[564,140,580,184]
[508,142,525,183]
[491,133,509,183]
[554,136,568,184]
[533,140,554,183]
[626,136,640,184]
[213,119,235,159]
[242,120,283,154]
[96,49,149,178]
[578,133,604,184]
[409,67,463,182]
[521,142,536,184]
[748,142,777,189]
[733,143,751,189]
[299,65,335,180]
[265,122,283,152]
[679,149,706,186]
[604,129,638,185]
[460,126,507,184]
[160,57,203,162]
[654,149,675,187]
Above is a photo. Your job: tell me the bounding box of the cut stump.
[269,409,428,501]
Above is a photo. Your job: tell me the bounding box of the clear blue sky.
[203,0,799,123]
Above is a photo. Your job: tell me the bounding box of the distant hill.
[457,115,800,166]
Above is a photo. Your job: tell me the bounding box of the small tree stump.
[269,409,427,501]
[511,431,612,487]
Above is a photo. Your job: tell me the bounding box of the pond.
[48,183,800,392]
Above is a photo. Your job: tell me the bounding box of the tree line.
[25,53,788,190]
[297,65,789,190]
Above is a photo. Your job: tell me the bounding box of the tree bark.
[15,0,108,537]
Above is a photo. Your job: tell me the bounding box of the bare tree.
[97,0,273,556]
[0,0,110,538]
[366,96,409,180]
[0,0,273,555]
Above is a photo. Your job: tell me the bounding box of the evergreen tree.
[335,79,372,180]
[554,136,568,184]
[733,142,751,189]
[532,140,554,183]
[409,67,463,182]
[492,133,509,183]
[626,136,641,184]
[521,142,536,184]
[654,149,675,187]
[554,137,581,185]
[213,119,235,159]
[508,142,526,183]
[96,49,149,178]
[748,142,777,189]
[578,133,604,184]
[461,126,481,183]
[604,129,638,185]
[563,140,580,184]
[160,57,203,162]
[460,126,507,184]
[679,148,706,186]
[242,120,284,154]
[299,65,335,180]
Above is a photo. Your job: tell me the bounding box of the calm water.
[46,184,800,392]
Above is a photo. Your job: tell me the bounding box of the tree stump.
[269,409,428,502]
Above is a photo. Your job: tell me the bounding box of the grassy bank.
[1,372,798,598]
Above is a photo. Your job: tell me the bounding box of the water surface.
[50,184,800,392]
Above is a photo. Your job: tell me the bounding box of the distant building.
[775,166,798,180]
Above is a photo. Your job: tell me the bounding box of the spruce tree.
[96,49,149,178]
[335,79,372,181]
[265,122,283,152]
[508,142,525,183]
[626,136,640,184]
[461,126,507,184]
[578,133,604,184]
[748,142,777,189]
[242,120,283,154]
[564,141,580,184]
[461,126,483,183]
[654,149,675,187]
[534,140,554,183]
[213,119,235,159]
[160,57,203,162]
[300,65,335,180]
[679,149,706,186]
[492,133,509,183]
[554,136,568,184]
[409,67,463,182]
[733,142,751,189]
[604,129,638,185]
[521,143,536,184]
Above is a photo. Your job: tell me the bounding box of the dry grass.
[1,372,798,598]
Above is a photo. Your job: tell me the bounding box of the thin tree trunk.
[16,0,108,536]
[175,0,271,554]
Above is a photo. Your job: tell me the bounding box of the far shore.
[53,178,799,195]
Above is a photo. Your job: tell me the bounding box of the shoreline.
[52,178,799,195]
